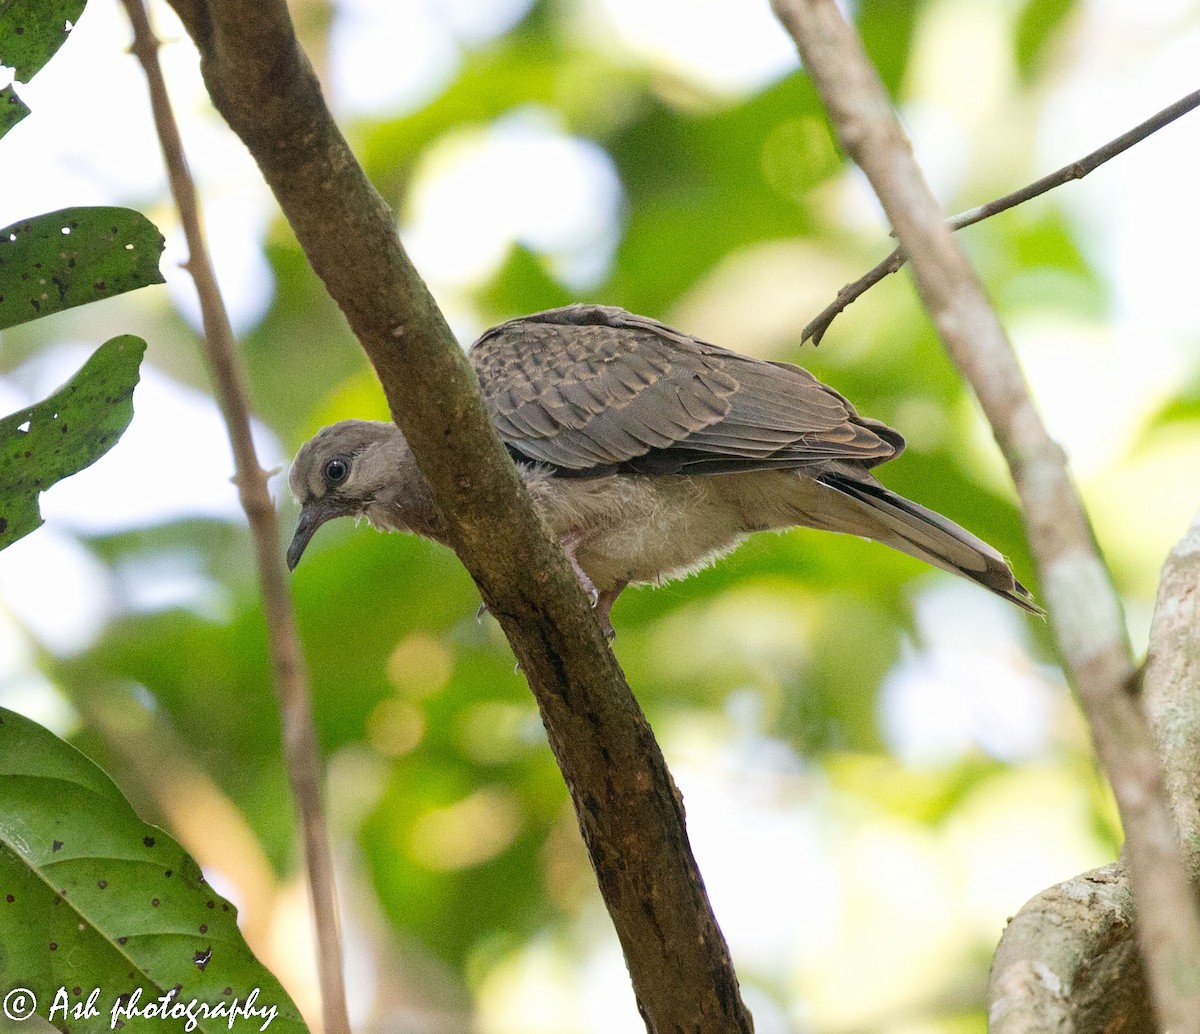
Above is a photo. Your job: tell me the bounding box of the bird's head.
[286,419,409,570]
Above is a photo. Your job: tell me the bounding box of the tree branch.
[803,89,1200,345]
[120,4,350,1031]
[989,503,1200,1031]
[1142,507,1200,880]
[159,1,752,1029]
[770,0,1200,1028]
[989,863,1153,1033]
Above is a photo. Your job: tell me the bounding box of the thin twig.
[771,0,1200,1028]
[120,4,350,1032]
[803,89,1200,344]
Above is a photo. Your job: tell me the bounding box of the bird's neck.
[367,456,450,546]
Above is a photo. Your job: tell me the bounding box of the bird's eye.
[324,457,349,484]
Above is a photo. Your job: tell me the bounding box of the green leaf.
[0,706,308,1034]
[0,83,30,141]
[0,335,145,551]
[602,74,831,314]
[0,0,86,83]
[1015,0,1078,80]
[1147,383,1200,435]
[857,0,920,94]
[478,244,574,319]
[0,207,165,330]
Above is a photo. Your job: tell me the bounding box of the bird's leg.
[558,530,600,605]
[478,533,618,638]
[558,530,624,639]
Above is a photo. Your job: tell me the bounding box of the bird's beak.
[287,498,347,571]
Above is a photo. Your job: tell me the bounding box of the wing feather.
[469,304,903,474]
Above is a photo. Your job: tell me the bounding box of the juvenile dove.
[287,304,1038,633]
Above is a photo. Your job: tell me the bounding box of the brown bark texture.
[161,1,753,1030]
[990,508,1200,1030]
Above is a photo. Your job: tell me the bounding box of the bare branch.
[803,89,1200,345]
[989,505,1200,1031]
[120,4,350,1032]
[989,863,1153,1034]
[770,0,1200,1027]
[159,1,752,1029]
[1142,507,1200,879]
[804,249,904,346]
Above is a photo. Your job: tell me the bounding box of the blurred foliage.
[3,0,1190,1029]
[1014,0,1079,80]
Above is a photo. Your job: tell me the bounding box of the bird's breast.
[521,469,754,591]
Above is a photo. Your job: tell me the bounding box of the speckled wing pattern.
[468,304,905,475]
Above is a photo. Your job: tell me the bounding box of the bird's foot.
[596,597,617,641]
[558,531,620,640]
[595,585,626,642]
[581,580,601,608]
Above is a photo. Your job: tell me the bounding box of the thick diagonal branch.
[161,1,751,1030]
[770,0,1200,1028]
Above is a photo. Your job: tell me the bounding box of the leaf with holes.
[0,207,165,330]
[0,335,145,551]
[0,83,30,141]
[0,707,309,1034]
[0,0,87,83]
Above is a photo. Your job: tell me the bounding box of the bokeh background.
[3,0,1200,1030]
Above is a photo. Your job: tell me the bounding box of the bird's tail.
[818,472,1042,615]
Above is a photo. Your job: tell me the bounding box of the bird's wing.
[470,305,734,469]
[469,304,902,474]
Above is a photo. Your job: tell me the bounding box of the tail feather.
[819,473,1042,615]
